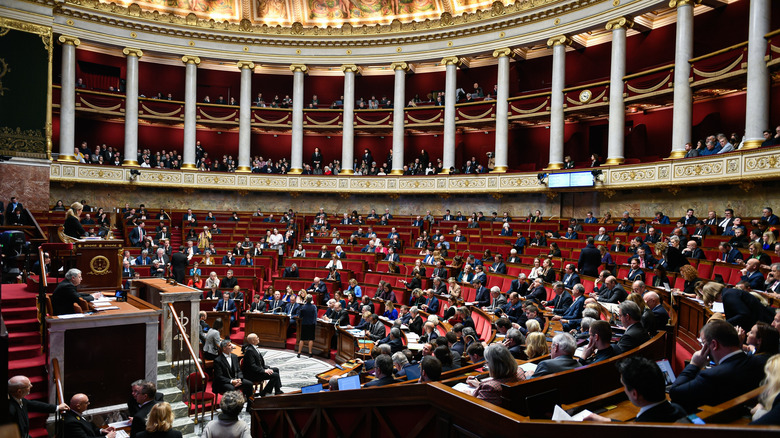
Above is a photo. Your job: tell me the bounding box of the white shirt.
[222,352,232,368]
[269,233,284,245]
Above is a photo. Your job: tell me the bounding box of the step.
[8,331,41,346]
[9,354,46,372]
[159,386,182,404]
[1,295,38,308]
[6,318,41,332]
[9,344,43,360]
[158,361,171,375]
[171,415,195,436]
[170,400,190,419]
[2,306,39,319]
[156,373,178,390]
[158,350,167,362]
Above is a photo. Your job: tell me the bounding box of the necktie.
[639,259,645,268]
[224,301,228,312]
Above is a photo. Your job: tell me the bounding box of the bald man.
[740,259,764,290]
[63,393,116,438]
[241,333,283,396]
[8,375,68,438]
[644,291,669,328]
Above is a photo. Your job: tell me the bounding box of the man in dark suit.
[121,260,136,279]
[128,222,146,247]
[529,333,579,378]
[385,248,400,262]
[6,196,22,223]
[377,327,404,354]
[213,340,253,404]
[554,284,586,331]
[473,280,491,307]
[489,254,507,274]
[614,301,650,354]
[577,237,602,278]
[282,263,299,278]
[643,291,669,332]
[327,301,350,326]
[740,259,765,290]
[408,307,424,335]
[670,320,766,413]
[578,320,617,366]
[129,381,159,437]
[268,291,287,313]
[52,269,93,315]
[367,314,387,341]
[307,277,330,301]
[679,209,698,226]
[718,242,744,264]
[64,393,116,438]
[214,292,238,323]
[505,328,526,359]
[169,245,188,284]
[598,276,627,304]
[561,264,580,289]
[421,290,439,314]
[507,273,530,297]
[585,357,687,423]
[8,375,68,438]
[363,354,397,387]
[543,282,572,314]
[242,333,283,396]
[526,278,547,303]
[681,240,706,260]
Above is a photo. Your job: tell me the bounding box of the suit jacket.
[241,345,272,382]
[474,286,491,307]
[424,296,439,314]
[51,279,81,315]
[722,288,774,330]
[635,401,688,423]
[363,375,397,388]
[508,279,530,296]
[408,315,423,335]
[490,262,507,274]
[531,355,579,378]
[64,410,106,438]
[329,309,349,326]
[268,299,287,313]
[577,244,601,277]
[213,353,244,394]
[579,345,617,366]
[600,285,627,304]
[9,398,56,438]
[559,295,585,318]
[368,321,386,341]
[377,337,404,354]
[614,323,650,354]
[682,248,705,260]
[549,292,573,314]
[562,273,580,289]
[741,271,765,291]
[670,351,765,413]
[526,285,547,303]
[282,267,299,278]
[129,226,146,246]
[130,401,158,438]
[214,298,237,313]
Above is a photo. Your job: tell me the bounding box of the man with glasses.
[614,301,650,354]
[8,375,69,438]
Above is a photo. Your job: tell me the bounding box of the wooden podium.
[245,312,290,349]
[73,239,124,291]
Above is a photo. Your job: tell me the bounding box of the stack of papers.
[552,405,592,422]
[518,363,537,373]
[452,383,475,395]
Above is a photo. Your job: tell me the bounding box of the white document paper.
[452,382,475,395]
[712,302,725,313]
[518,363,537,373]
[552,405,592,422]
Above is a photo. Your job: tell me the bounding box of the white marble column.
[122,48,143,166]
[390,62,409,175]
[547,36,571,170]
[58,36,80,162]
[236,61,255,172]
[669,0,694,159]
[340,64,358,175]
[742,0,771,149]
[289,64,307,174]
[492,48,511,173]
[441,57,459,174]
[605,18,632,165]
[181,55,200,169]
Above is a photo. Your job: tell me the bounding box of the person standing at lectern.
[63,202,87,239]
[170,246,188,284]
[8,375,69,438]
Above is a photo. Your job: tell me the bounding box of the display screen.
[547,171,594,188]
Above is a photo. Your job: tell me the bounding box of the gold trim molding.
[122,47,143,58]
[58,35,81,46]
[341,64,360,74]
[237,60,256,70]
[181,55,201,65]
[605,16,634,30]
[390,62,409,71]
[669,0,701,8]
[547,35,573,47]
[492,48,512,58]
[290,64,308,73]
[441,56,460,66]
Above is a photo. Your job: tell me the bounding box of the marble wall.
[47,180,780,219]
[1,159,51,211]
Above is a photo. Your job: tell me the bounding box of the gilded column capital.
[181,55,201,65]
[289,64,308,73]
[122,48,144,58]
[441,56,460,66]
[390,62,409,71]
[237,60,256,70]
[669,0,700,8]
[492,48,512,58]
[605,16,634,31]
[547,35,573,48]
[341,64,360,74]
[58,35,80,46]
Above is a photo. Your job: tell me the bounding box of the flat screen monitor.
[547,173,570,188]
[301,383,323,394]
[569,171,595,187]
[338,374,361,390]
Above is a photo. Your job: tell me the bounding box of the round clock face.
[579,90,592,103]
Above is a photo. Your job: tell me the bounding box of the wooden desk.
[47,297,160,409]
[335,327,365,363]
[561,388,640,422]
[316,360,362,384]
[244,312,290,348]
[133,278,202,363]
[72,239,124,292]
[205,311,232,339]
[296,319,336,358]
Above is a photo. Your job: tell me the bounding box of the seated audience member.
[363,354,396,387]
[738,322,780,358]
[670,320,766,413]
[213,340,253,403]
[585,357,687,423]
[528,333,578,378]
[419,356,443,383]
[578,320,616,365]
[241,333,283,396]
[543,282,572,314]
[466,343,524,407]
[524,332,549,360]
[750,355,780,425]
[201,391,251,438]
[553,284,586,331]
[503,328,526,360]
[597,276,627,304]
[614,301,651,354]
[643,291,670,331]
[392,351,417,378]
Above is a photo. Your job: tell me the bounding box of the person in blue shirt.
[383,301,399,320]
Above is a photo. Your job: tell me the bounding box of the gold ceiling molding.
[605,16,633,30]
[52,0,611,46]
[122,47,143,57]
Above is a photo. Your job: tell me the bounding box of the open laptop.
[301,383,323,394]
[338,374,361,390]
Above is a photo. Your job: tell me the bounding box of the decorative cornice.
[547,35,573,47]
[289,64,308,73]
[390,62,409,71]
[605,16,634,31]
[58,35,80,46]
[340,64,360,74]
[181,55,201,65]
[237,60,256,70]
[492,48,513,58]
[122,47,143,58]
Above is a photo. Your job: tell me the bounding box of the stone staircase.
[155,350,197,437]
